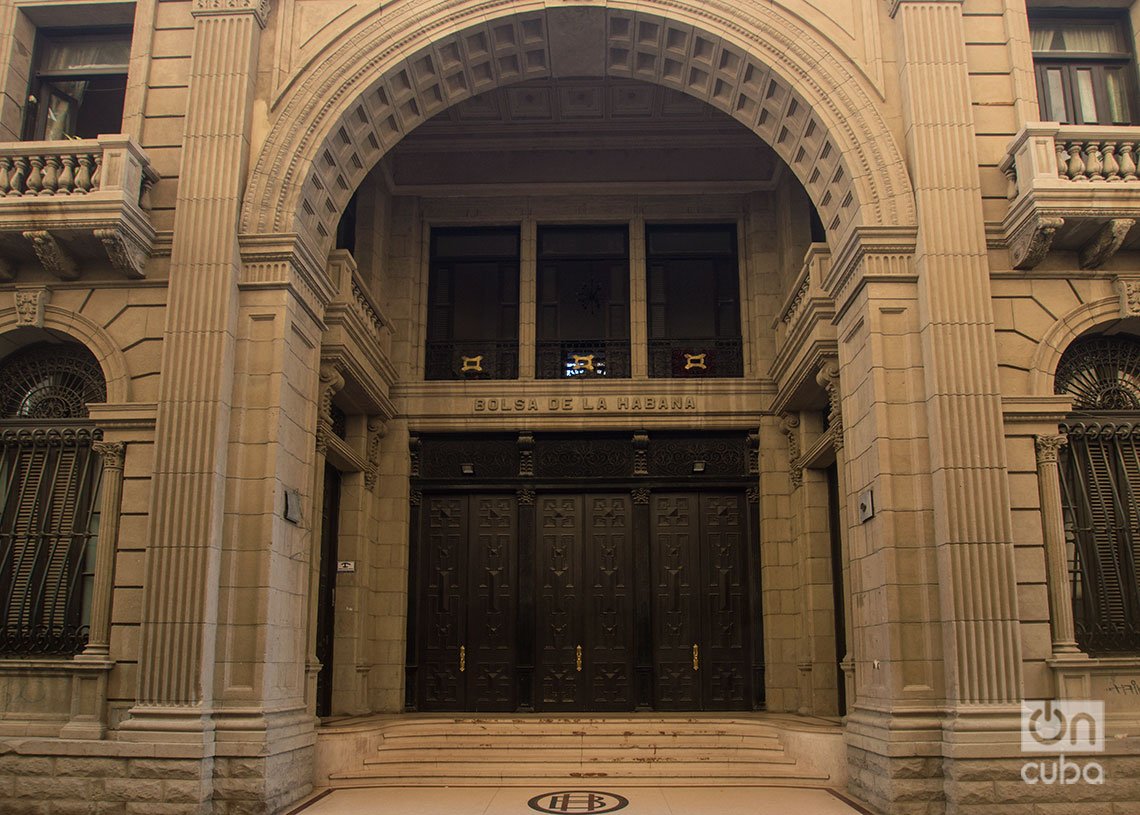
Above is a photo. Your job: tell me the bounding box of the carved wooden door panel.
[417,493,518,711]
[584,494,635,711]
[650,491,752,710]
[536,495,584,709]
[418,494,467,710]
[699,493,750,710]
[650,493,702,709]
[467,495,518,711]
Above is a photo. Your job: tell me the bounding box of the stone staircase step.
[362,746,797,765]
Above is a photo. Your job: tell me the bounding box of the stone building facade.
[0,0,1138,813]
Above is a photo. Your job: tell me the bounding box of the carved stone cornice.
[824,225,919,321]
[95,226,149,279]
[23,230,77,279]
[192,0,270,27]
[1079,218,1135,270]
[1034,434,1067,466]
[14,286,49,327]
[93,441,126,471]
[1010,216,1064,270]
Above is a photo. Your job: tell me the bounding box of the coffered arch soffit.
[242,1,916,252]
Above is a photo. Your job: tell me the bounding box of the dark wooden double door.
[414,490,754,712]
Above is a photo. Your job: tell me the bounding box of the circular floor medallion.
[527,790,629,814]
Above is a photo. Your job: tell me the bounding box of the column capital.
[93,440,126,470]
[1035,434,1068,465]
[888,0,963,19]
[192,0,271,28]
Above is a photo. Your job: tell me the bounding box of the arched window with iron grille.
[1055,334,1140,654]
[0,342,106,656]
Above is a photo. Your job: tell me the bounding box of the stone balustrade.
[0,136,158,279]
[774,242,832,349]
[0,137,155,204]
[1000,124,1140,270]
[1002,123,1140,193]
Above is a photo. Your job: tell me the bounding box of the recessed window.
[1030,16,1136,125]
[25,29,131,141]
[536,226,630,379]
[425,227,520,380]
[646,224,742,378]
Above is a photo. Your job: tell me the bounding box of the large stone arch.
[242,1,915,252]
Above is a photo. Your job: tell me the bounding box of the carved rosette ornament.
[816,358,844,451]
[780,413,802,489]
[364,418,386,491]
[1116,277,1140,317]
[1080,218,1135,270]
[14,287,49,327]
[1034,434,1067,466]
[1010,216,1064,270]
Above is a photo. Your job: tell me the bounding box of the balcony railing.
[425,340,519,380]
[0,136,158,280]
[1000,124,1140,270]
[536,339,631,379]
[647,337,743,378]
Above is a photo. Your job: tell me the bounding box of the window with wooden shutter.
[1055,335,1140,654]
[0,343,106,656]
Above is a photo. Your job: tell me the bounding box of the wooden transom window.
[1030,16,1136,125]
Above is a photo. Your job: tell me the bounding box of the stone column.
[895,0,1023,707]
[80,441,126,658]
[129,0,268,726]
[1035,434,1081,655]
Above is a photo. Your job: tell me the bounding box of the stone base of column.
[845,705,946,815]
[212,706,317,815]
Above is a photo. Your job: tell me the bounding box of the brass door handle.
[459,645,466,673]
[693,644,699,671]
[576,644,583,672]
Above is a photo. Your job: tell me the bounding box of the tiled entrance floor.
[289,785,869,815]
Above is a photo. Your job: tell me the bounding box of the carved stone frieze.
[94,227,149,279]
[1079,218,1135,270]
[1009,216,1064,270]
[14,287,49,327]
[23,230,77,279]
[1116,276,1140,317]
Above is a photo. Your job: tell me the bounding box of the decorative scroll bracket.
[95,227,149,279]
[1010,216,1064,270]
[23,230,78,280]
[1079,218,1135,270]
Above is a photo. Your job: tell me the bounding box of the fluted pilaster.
[134,1,266,711]
[1035,435,1080,655]
[80,442,126,658]
[896,0,1022,704]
